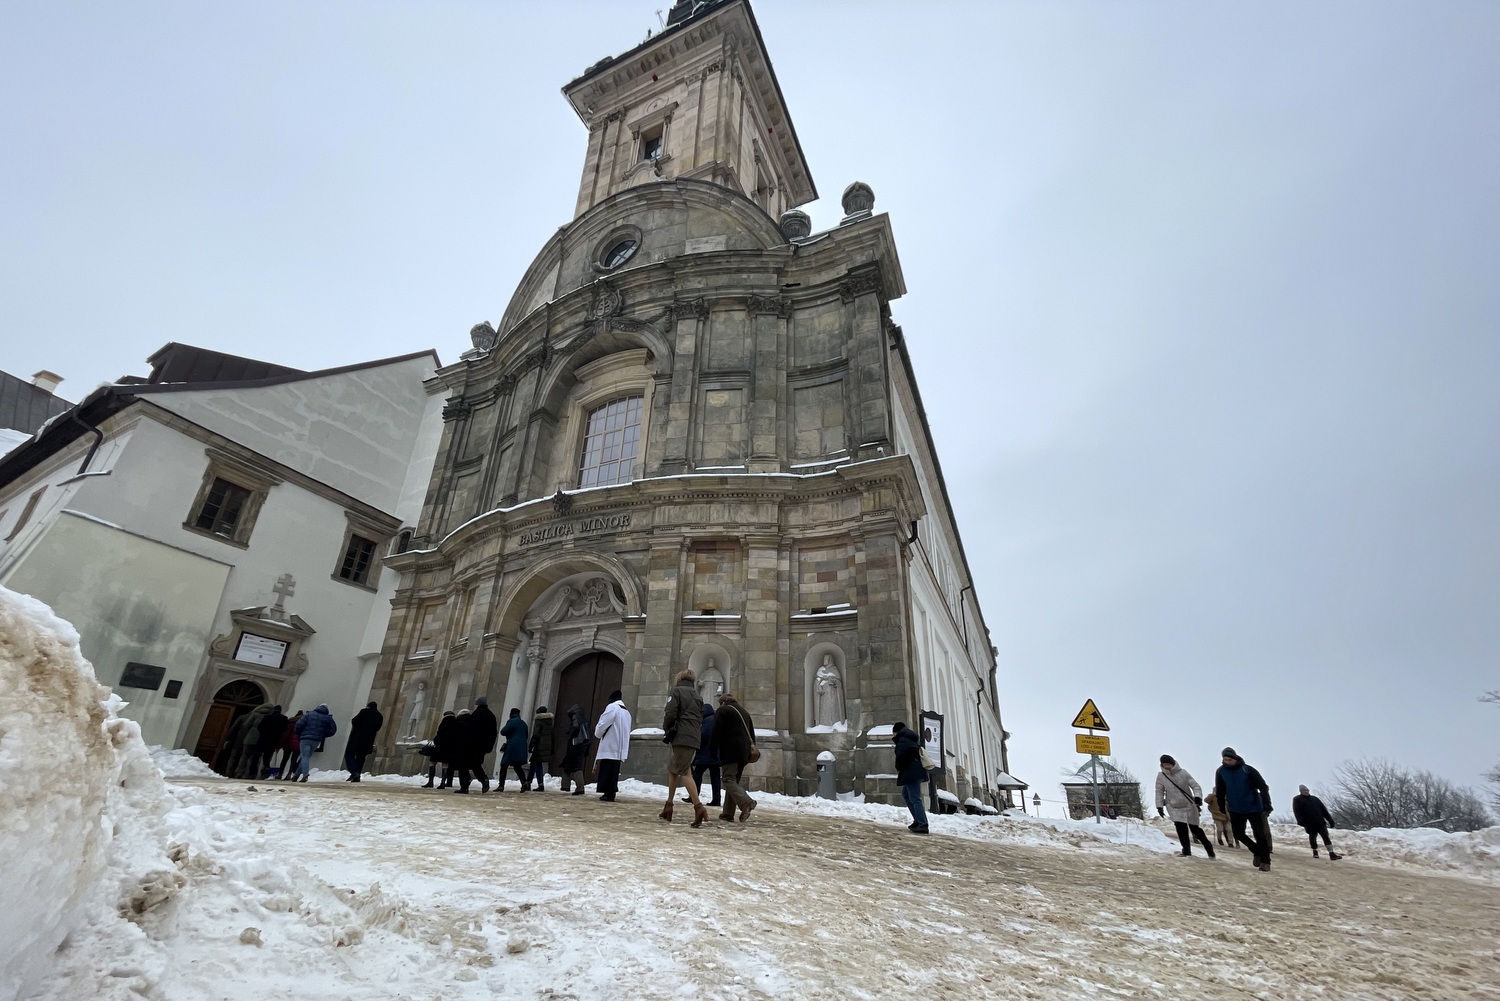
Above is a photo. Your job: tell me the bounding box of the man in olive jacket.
[661,669,708,826]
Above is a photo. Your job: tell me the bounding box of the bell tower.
[562,0,816,219]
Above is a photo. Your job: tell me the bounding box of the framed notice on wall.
[919,710,944,765]
[234,632,288,668]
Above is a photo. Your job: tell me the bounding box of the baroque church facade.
[370,0,1015,805]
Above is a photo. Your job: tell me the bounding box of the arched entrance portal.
[551,652,623,771]
[193,679,267,767]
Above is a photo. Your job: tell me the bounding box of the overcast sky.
[4,1,1498,808]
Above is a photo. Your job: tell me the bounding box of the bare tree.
[1323,757,1493,832]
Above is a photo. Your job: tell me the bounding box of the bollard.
[816,750,836,800]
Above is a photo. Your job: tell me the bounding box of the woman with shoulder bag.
[1156,754,1216,858]
[710,692,759,823]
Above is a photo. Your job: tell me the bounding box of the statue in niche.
[814,654,845,728]
[697,655,726,705]
[406,681,427,739]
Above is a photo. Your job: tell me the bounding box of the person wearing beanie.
[1292,785,1343,860]
[594,690,632,802]
[1214,747,1274,871]
[343,701,384,782]
[497,707,529,791]
[526,705,555,791]
[892,721,930,834]
[456,697,497,793]
[1155,754,1215,858]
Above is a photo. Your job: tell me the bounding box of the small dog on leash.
[1204,792,1237,848]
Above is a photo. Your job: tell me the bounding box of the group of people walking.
[412,668,761,828]
[214,701,371,783]
[1149,748,1342,872]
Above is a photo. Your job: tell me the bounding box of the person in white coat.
[593,690,631,802]
[1156,754,1216,858]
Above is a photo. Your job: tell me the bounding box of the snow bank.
[147,745,219,778]
[0,586,125,1000]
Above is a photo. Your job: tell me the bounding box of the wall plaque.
[118,662,166,691]
[235,632,289,668]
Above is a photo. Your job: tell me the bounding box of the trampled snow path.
[40,774,1500,1001]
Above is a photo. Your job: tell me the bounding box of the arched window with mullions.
[578,395,643,488]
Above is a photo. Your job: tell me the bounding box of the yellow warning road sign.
[1076,734,1111,755]
[1070,698,1110,731]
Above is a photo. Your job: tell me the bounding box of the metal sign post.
[1070,699,1112,824]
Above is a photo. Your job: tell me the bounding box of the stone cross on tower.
[268,573,296,622]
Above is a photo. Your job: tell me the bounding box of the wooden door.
[551,652,623,770]
[193,679,268,767]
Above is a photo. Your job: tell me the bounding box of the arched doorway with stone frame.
[192,678,267,768]
[485,548,644,728]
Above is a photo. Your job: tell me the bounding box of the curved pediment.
[498,179,787,337]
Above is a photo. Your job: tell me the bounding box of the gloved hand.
[1157,806,1165,818]
[1193,797,1203,808]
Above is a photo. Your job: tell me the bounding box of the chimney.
[32,370,63,395]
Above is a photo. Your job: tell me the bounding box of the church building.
[369,0,1017,805]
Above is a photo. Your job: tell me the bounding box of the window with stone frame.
[183,450,279,548]
[330,510,396,591]
[337,533,378,585]
[640,125,663,162]
[577,395,644,488]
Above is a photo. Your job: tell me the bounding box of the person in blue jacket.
[292,704,338,782]
[497,707,530,791]
[681,702,722,808]
[1214,747,1274,871]
[892,721,929,834]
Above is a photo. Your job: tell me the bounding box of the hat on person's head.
[1159,754,1176,765]
[316,703,329,712]
[1221,747,1238,759]
[608,690,623,703]
[475,696,488,707]
[368,701,378,709]
[442,710,455,717]
[509,707,521,716]
[535,705,549,714]
[272,705,282,712]
[892,721,906,732]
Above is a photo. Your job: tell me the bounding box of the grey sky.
[4,2,1498,806]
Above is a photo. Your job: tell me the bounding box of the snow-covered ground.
[4,584,1499,1000]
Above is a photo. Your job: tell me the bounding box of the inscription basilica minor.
[516,512,633,547]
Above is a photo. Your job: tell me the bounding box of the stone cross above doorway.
[268,573,296,622]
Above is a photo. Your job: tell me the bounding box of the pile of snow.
[147,745,218,778]
[1266,819,1500,883]
[0,586,123,999]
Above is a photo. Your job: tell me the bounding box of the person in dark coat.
[526,706,554,791]
[710,693,757,823]
[248,705,287,779]
[1292,784,1343,860]
[1214,747,1274,871]
[497,707,529,791]
[682,703,722,808]
[343,702,383,782]
[660,669,707,827]
[275,710,304,779]
[560,704,590,795]
[893,721,929,834]
[233,703,274,779]
[456,697,497,794]
[218,710,256,777]
[422,710,459,788]
[292,704,338,782]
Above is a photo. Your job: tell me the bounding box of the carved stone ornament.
[442,398,473,422]
[838,272,885,302]
[779,210,812,241]
[670,298,709,321]
[469,321,498,352]
[589,281,624,320]
[746,294,792,318]
[841,181,876,216]
[552,489,574,516]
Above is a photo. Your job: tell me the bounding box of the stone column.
[521,630,546,716]
[740,533,781,731]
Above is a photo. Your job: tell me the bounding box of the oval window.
[602,239,638,269]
